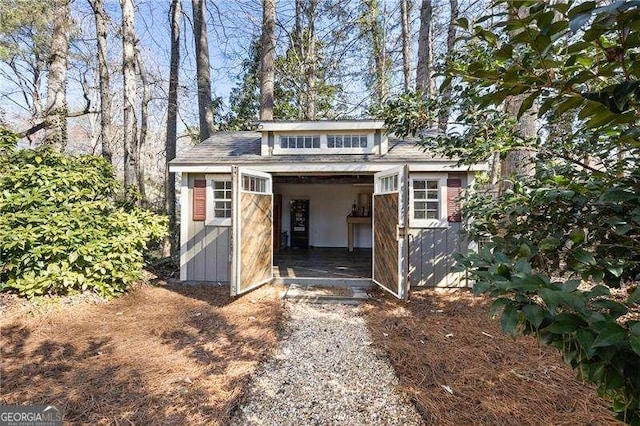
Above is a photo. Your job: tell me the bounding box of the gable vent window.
[280,135,320,149]
[328,134,368,148]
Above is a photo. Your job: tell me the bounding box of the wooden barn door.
[231,167,274,296]
[372,165,410,299]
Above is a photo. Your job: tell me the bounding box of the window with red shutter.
[193,179,206,221]
[447,178,462,222]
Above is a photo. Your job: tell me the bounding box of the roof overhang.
[169,161,488,174]
[257,120,386,132]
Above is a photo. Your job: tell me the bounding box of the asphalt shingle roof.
[170,131,453,166]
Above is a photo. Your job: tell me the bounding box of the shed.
[168,120,485,299]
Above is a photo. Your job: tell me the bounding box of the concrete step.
[283,284,370,305]
[274,277,373,288]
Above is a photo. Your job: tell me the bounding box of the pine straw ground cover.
[0,279,284,424]
[362,288,621,425]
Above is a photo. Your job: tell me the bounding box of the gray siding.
[408,224,469,287]
[407,172,471,288]
[183,173,231,282]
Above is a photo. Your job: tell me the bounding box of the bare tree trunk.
[192,0,215,141]
[121,0,137,191]
[294,0,303,51]
[44,0,70,151]
[260,0,275,120]
[136,48,149,203]
[305,0,317,120]
[438,0,458,131]
[501,4,537,189]
[89,0,113,164]
[365,0,387,104]
[165,0,181,258]
[400,0,412,91]
[416,0,434,96]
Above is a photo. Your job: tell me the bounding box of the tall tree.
[226,38,261,129]
[89,0,113,163]
[44,0,70,150]
[192,0,214,140]
[437,0,458,131]
[0,1,53,143]
[260,0,275,120]
[361,0,387,104]
[135,47,149,202]
[415,0,434,96]
[274,1,340,119]
[120,0,137,190]
[400,0,412,91]
[166,0,181,257]
[500,3,536,187]
[304,0,318,119]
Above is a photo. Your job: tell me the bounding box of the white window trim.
[205,174,232,226]
[374,166,402,194]
[409,174,449,228]
[272,133,375,155]
[240,174,272,195]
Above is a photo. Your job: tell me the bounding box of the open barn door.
[231,167,273,296]
[372,165,410,299]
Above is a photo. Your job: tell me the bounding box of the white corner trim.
[179,173,189,281]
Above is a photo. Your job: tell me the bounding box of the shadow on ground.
[1,281,284,425]
[361,288,621,426]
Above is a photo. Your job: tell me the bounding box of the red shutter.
[447,178,462,222]
[193,179,206,221]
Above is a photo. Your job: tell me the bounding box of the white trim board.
[170,162,487,174]
[259,120,385,131]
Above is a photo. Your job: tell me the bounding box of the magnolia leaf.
[572,248,596,265]
[569,12,592,33]
[591,322,626,348]
[544,312,582,334]
[568,228,586,244]
[501,303,519,336]
[523,304,545,329]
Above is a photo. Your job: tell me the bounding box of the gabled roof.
[169,130,486,172]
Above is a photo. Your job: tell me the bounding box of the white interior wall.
[275,183,373,248]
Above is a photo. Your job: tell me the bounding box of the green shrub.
[0,141,167,298]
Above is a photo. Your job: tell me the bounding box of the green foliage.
[222,39,261,130]
[0,0,53,61]
[274,28,342,119]
[0,139,167,298]
[380,0,640,422]
[0,126,18,152]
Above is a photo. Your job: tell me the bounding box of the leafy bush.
[455,171,640,423]
[0,140,167,298]
[379,0,640,422]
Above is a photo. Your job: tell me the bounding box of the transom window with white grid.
[379,174,398,193]
[327,134,368,148]
[280,135,320,149]
[242,175,268,193]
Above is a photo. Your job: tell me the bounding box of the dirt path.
[231,302,422,426]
